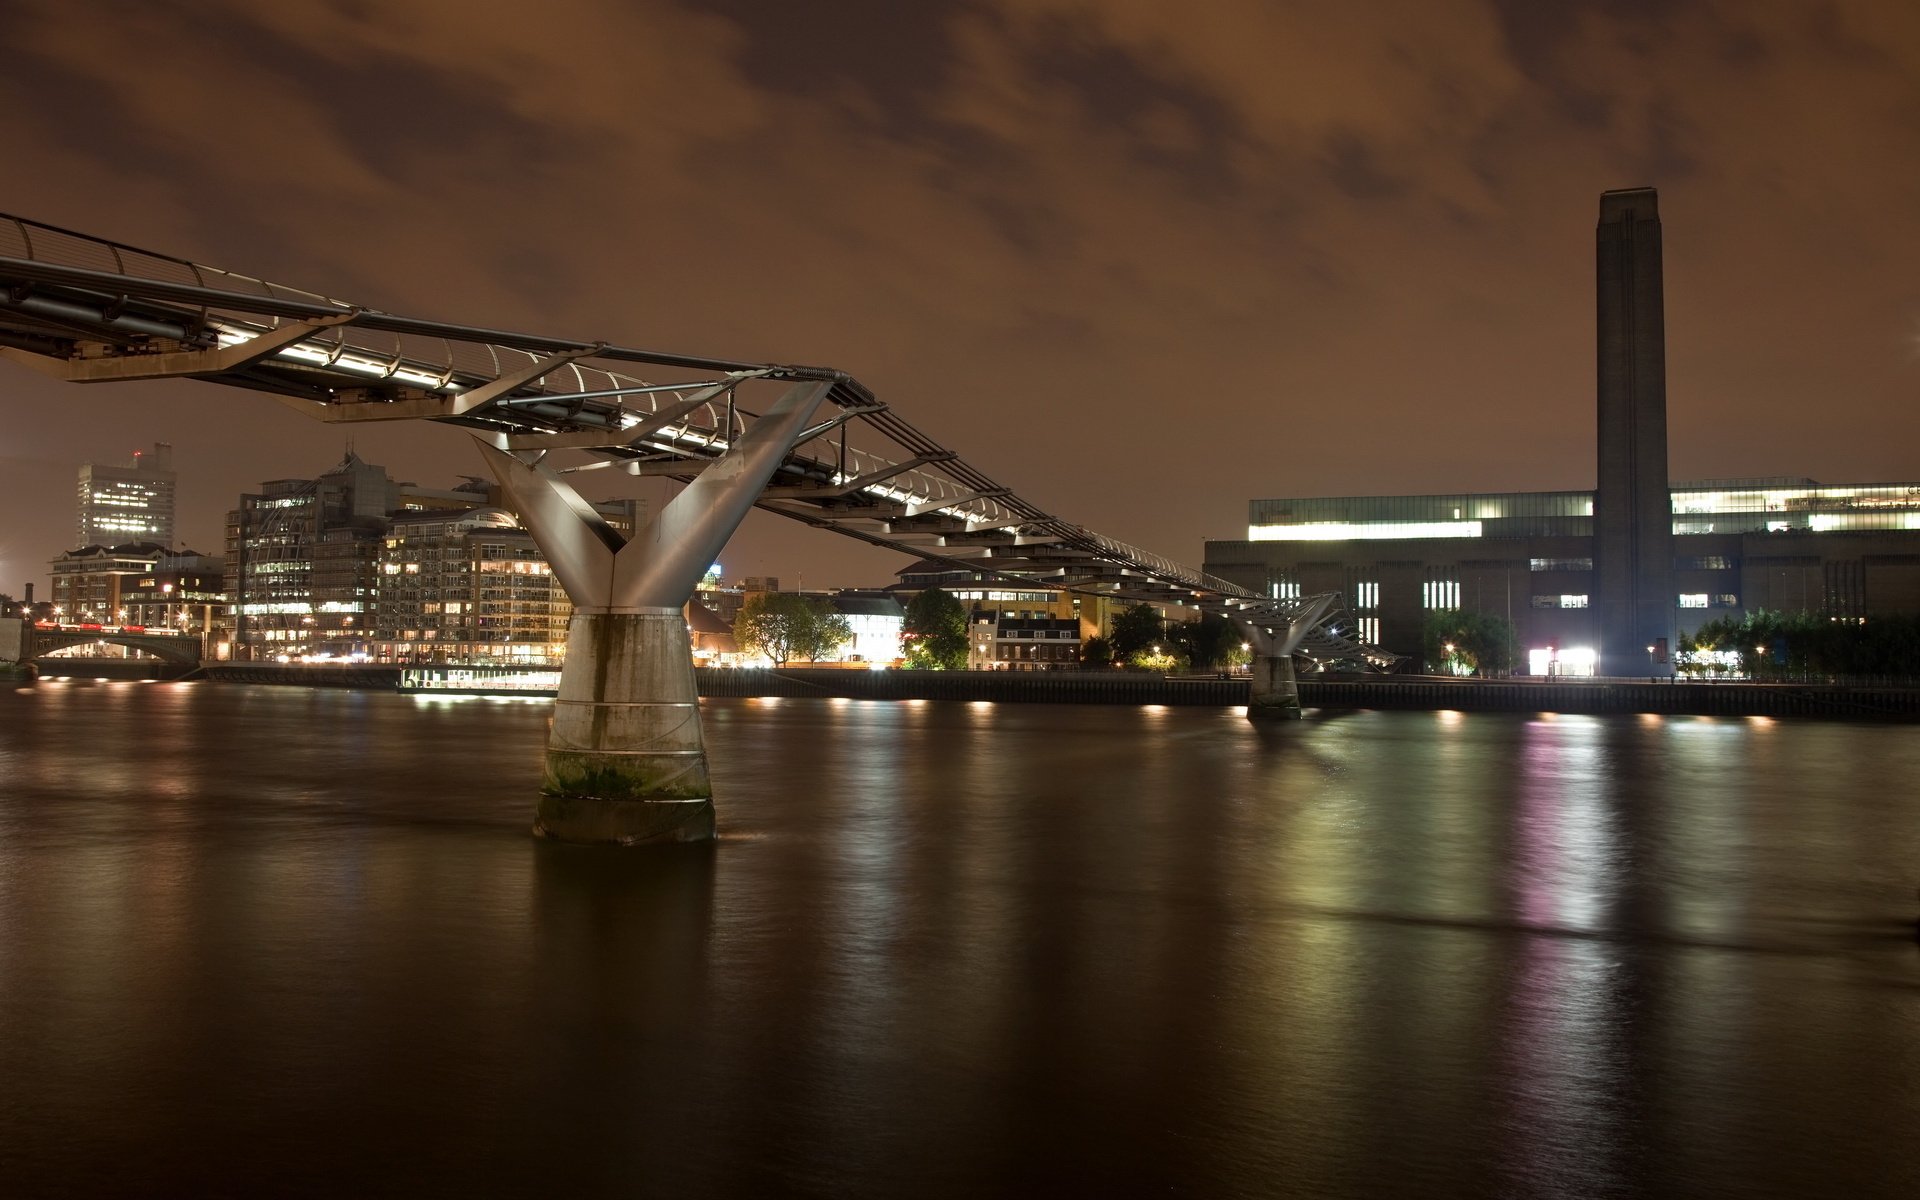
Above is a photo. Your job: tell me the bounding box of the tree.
[1080,636,1114,668]
[1170,613,1241,673]
[1685,608,1920,679]
[733,593,852,666]
[1132,647,1182,673]
[1421,609,1518,676]
[901,587,969,670]
[1108,602,1164,664]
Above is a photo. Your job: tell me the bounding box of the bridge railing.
[1,212,1396,666]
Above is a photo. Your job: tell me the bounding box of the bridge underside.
[1,213,1396,842]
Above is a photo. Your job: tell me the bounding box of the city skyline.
[4,1,1919,597]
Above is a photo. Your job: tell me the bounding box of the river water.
[1,681,1916,1198]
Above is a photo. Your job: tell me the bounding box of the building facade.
[890,559,1133,646]
[830,593,907,663]
[46,544,221,648]
[76,442,176,549]
[121,552,224,636]
[224,456,393,660]
[1204,480,1920,674]
[372,507,570,664]
[50,542,170,623]
[968,615,1082,669]
[222,454,644,662]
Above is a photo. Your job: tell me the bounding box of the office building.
[223,453,644,662]
[47,543,222,630]
[76,442,175,548]
[372,506,570,664]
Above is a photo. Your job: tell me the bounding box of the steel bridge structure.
[1,212,1390,844]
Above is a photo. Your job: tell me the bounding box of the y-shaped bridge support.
[1238,595,1335,721]
[478,381,830,844]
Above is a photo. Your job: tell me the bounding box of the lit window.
[1678,594,1708,608]
[1249,520,1483,541]
[1559,594,1588,609]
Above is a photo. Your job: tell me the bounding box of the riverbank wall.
[145,663,1920,717]
[1301,677,1920,718]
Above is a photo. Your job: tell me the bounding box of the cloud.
[2,0,1917,595]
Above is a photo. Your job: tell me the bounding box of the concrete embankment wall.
[154,663,1920,718]
[696,668,1247,706]
[706,670,1920,716]
[198,664,405,690]
[32,658,184,681]
[1300,678,1920,718]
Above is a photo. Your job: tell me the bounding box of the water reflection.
[0,686,1917,1196]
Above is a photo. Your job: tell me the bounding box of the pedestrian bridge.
[1,212,1392,844]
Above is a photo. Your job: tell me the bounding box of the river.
[1,680,1916,1197]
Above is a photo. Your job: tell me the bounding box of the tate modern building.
[1203,190,1920,676]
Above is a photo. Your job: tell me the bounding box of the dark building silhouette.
[1594,187,1675,675]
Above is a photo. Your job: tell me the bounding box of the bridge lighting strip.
[218,325,459,394]
[211,317,1232,594]
[217,320,1015,526]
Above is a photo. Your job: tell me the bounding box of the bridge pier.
[1247,653,1302,720]
[1235,593,1334,723]
[482,381,829,845]
[537,609,715,843]
[0,618,26,665]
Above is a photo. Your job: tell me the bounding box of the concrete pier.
[535,609,715,845]
[0,618,27,666]
[1247,654,1302,720]
[478,379,833,845]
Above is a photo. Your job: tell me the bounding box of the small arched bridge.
[23,623,204,666]
[1,212,1393,845]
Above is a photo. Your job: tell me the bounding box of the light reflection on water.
[0,686,1917,1197]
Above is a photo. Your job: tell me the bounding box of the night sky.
[3,0,1917,595]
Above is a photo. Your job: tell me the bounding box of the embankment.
[161,663,1920,718]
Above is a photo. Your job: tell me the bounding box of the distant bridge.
[0,212,1391,845]
[8,622,204,666]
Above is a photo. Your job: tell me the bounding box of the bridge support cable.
[475,383,831,845]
